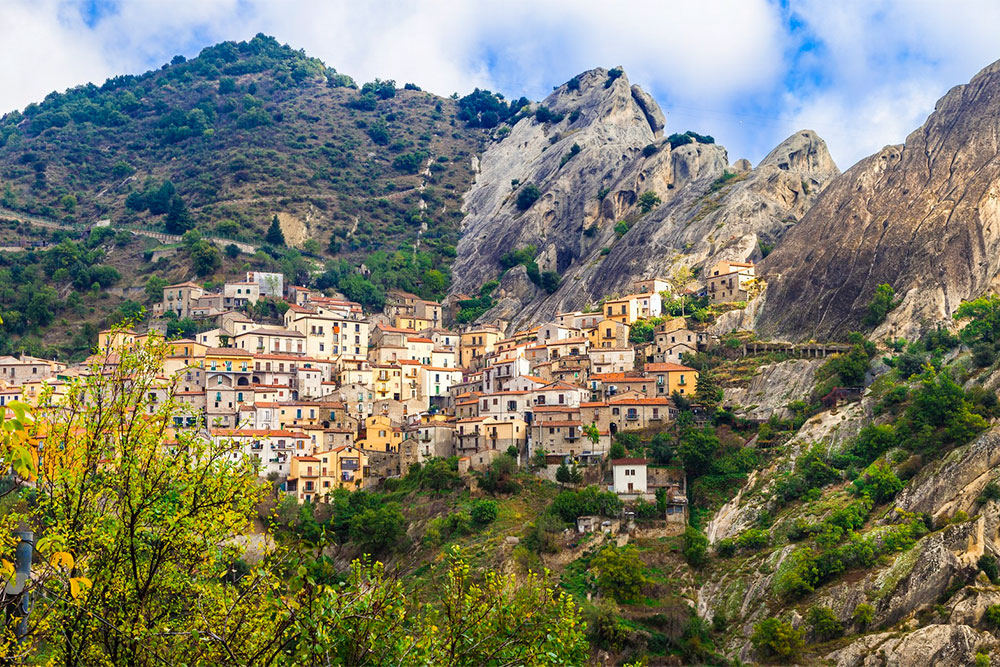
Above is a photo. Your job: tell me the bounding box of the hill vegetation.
[0,34,482,305]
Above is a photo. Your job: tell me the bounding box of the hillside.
[758,59,1000,341]
[0,34,481,300]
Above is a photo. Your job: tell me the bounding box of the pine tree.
[164,195,194,234]
[265,214,285,245]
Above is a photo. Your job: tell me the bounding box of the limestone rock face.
[450,67,838,331]
[723,357,824,421]
[759,59,1000,340]
[825,624,997,667]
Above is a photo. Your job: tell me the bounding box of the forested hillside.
[0,34,480,300]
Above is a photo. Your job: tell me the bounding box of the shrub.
[682,526,708,568]
[985,604,1000,628]
[735,528,769,552]
[534,106,564,124]
[637,191,661,213]
[852,603,875,628]
[471,499,499,526]
[975,651,990,667]
[979,554,1000,584]
[807,606,843,641]
[348,502,406,554]
[852,461,903,504]
[642,143,658,158]
[515,184,541,210]
[863,283,897,327]
[751,618,804,661]
[716,538,736,557]
[590,544,647,602]
[973,342,995,367]
[604,67,623,88]
[585,600,631,650]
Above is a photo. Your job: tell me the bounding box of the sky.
[2,0,999,169]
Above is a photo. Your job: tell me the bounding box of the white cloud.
[2,0,1000,169]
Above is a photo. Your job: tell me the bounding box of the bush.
[515,184,541,210]
[550,486,623,522]
[735,528,769,552]
[852,461,903,504]
[682,526,708,568]
[852,603,874,628]
[807,606,843,641]
[590,544,647,602]
[348,502,406,554]
[716,538,736,558]
[985,604,1000,628]
[751,618,804,661]
[585,600,631,650]
[604,67,623,88]
[470,499,499,526]
[642,143,658,158]
[973,342,996,367]
[637,191,661,213]
[979,554,1000,584]
[863,283,897,327]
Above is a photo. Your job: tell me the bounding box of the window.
[215,392,222,402]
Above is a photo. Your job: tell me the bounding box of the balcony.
[625,414,639,421]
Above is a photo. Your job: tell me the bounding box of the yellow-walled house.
[356,414,403,453]
[644,362,699,396]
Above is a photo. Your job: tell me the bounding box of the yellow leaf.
[69,577,91,599]
[0,559,13,578]
[50,551,74,570]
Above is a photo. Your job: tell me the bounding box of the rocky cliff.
[450,68,838,330]
[759,59,1000,341]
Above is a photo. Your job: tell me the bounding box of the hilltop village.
[0,261,761,515]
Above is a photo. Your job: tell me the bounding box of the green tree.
[852,603,875,628]
[144,275,168,302]
[807,606,843,641]
[609,441,626,459]
[682,526,709,568]
[863,283,897,327]
[678,426,719,477]
[165,194,194,233]
[556,462,572,486]
[349,502,407,554]
[637,190,661,213]
[515,184,541,210]
[0,333,267,664]
[589,544,647,602]
[751,618,805,661]
[955,295,1000,346]
[265,214,286,245]
[470,499,499,525]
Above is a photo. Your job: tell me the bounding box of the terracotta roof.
[644,363,696,372]
[611,458,649,465]
[535,420,582,427]
[205,347,254,356]
[608,396,670,405]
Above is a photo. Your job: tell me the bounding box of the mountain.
[758,60,1000,340]
[450,67,838,330]
[0,34,480,300]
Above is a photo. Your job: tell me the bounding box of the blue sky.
[2,0,999,169]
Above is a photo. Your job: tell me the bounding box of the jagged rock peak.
[629,84,665,136]
[758,129,838,174]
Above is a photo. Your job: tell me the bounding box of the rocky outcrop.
[450,67,838,331]
[826,624,997,667]
[893,426,1000,524]
[759,59,1000,340]
[723,358,824,421]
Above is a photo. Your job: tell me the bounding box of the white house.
[612,457,648,496]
